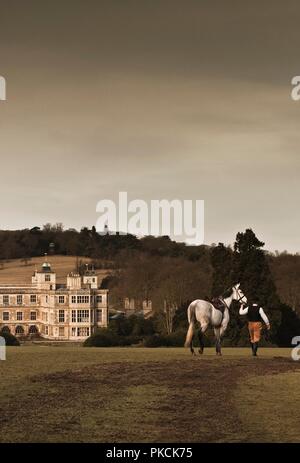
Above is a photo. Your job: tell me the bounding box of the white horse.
[184,283,247,356]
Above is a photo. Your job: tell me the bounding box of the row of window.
[0,295,37,305]
[42,326,90,337]
[71,295,103,304]
[3,325,93,338]
[1,311,37,321]
[0,294,104,305]
[1,309,103,323]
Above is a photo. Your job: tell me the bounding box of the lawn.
[0,346,299,443]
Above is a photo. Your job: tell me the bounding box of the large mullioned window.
[77,296,90,304]
[77,310,89,322]
[71,295,90,304]
[70,309,90,323]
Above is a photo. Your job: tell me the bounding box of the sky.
[0,0,299,252]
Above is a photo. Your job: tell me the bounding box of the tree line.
[0,224,299,346]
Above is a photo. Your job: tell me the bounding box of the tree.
[277,303,300,347]
[210,243,233,297]
[232,229,281,343]
[0,330,20,346]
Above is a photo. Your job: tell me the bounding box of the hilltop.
[0,255,110,285]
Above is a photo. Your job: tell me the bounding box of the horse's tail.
[184,302,196,348]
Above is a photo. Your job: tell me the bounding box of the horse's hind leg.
[198,330,204,354]
[198,322,208,355]
[214,327,222,356]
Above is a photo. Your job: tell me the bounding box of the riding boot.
[254,343,258,356]
[251,342,255,355]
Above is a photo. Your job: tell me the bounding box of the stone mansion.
[0,261,108,341]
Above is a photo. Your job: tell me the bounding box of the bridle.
[235,288,247,304]
[220,285,247,309]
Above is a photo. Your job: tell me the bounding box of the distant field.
[0,346,299,443]
[0,255,110,284]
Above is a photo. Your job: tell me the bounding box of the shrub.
[84,329,120,347]
[143,334,169,347]
[0,330,20,346]
[117,335,141,346]
[84,329,141,347]
[164,331,186,347]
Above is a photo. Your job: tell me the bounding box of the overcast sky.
[0,1,299,252]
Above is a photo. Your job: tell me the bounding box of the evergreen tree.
[232,228,281,343]
[210,243,233,297]
[277,303,300,347]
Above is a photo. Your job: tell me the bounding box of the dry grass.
[0,347,299,443]
[0,255,110,284]
[234,370,300,442]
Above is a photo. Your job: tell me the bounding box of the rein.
[220,286,246,308]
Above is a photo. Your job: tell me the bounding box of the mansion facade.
[0,261,108,341]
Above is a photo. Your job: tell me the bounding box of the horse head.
[232,283,247,304]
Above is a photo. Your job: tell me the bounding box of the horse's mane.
[222,287,234,298]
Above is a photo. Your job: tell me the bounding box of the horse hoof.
[198,349,203,355]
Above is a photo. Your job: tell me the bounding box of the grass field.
[0,255,110,284]
[0,346,299,443]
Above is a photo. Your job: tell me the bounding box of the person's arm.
[259,307,270,329]
[239,305,248,315]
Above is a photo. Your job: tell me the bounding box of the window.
[96,295,103,304]
[1,326,10,333]
[59,327,65,337]
[15,326,24,335]
[30,311,37,321]
[17,311,23,321]
[45,325,49,335]
[77,327,90,337]
[72,310,76,323]
[58,296,65,304]
[71,296,76,304]
[30,295,37,304]
[77,296,89,304]
[97,309,102,322]
[3,311,9,321]
[59,309,65,323]
[45,274,51,282]
[71,327,76,337]
[77,310,89,323]
[3,295,9,305]
[29,325,38,334]
[17,295,23,305]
